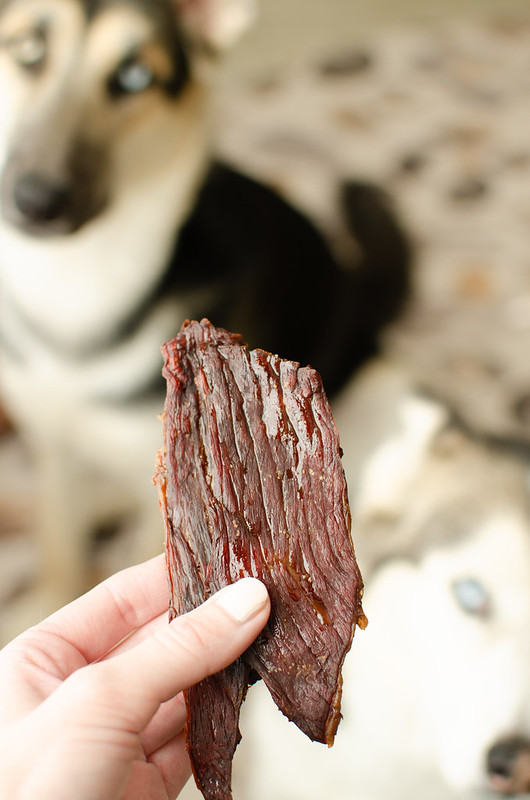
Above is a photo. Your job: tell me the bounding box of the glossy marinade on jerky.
[156,318,366,800]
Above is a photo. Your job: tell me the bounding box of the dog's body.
[0,0,410,621]
[216,361,530,800]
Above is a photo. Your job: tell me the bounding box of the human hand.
[0,555,270,800]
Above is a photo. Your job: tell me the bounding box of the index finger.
[38,555,170,666]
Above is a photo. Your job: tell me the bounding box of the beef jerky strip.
[156,318,366,800]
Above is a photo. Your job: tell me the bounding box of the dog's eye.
[8,29,46,70]
[109,59,154,97]
[451,578,492,618]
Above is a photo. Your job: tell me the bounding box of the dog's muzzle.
[487,735,530,795]
[0,138,108,237]
[13,173,70,226]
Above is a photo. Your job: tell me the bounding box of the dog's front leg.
[0,442,94,643]
[33,442,95,611]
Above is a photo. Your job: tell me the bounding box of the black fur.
[84,162,411,406]
[164,163,412,397]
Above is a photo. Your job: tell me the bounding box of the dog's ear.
[174,0,256,51]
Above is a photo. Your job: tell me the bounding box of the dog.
[200,360,530,800]
[0,0,410,629]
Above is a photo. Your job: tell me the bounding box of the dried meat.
[156,318,366,800]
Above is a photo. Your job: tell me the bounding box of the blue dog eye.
[111,60,154,96]
[451,578,492,618]
[9,29,46,70]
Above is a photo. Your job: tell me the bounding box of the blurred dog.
[223,361,530,800]
[0,0,410,620]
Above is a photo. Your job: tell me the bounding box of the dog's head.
[333,360,530,795]
[0,0,254,236]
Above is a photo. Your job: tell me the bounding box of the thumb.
[58,577,270,732]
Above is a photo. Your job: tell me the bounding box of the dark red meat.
[156,319,366,800]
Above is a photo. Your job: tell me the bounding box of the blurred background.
[221,0,530,79]
[213,0,530,446]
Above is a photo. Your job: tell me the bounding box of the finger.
[140,692,187,757]
[38,555,169,665]
[56,578,270,734]
[0,610,170,725]
[102,612,167,660]
[122,733,192,800]
[147,728,193,799]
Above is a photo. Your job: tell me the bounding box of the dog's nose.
[486,735,530,795]
[13,173,70,223]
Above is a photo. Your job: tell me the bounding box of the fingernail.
[213,578,269,624]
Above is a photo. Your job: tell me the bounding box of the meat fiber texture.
[156,319,366,800]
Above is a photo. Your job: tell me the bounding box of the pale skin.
[0,555,270,800]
